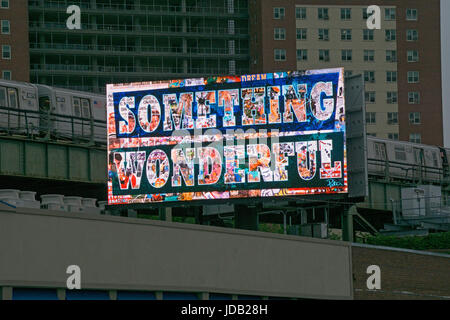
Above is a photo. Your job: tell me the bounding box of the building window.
[366,112,376,124]
[341,8,351,20]
[1,20,9,34]
[408,92,420,104]
[385,8,396,20]
[387,112,398,125]
[407,50,419,62]
[319,49,330,62]
[296,49,307,61]
[408,71,420,83]
[407,29,418,41]
[296,7,306,20]
[229,60,235,74]
[318,8,329,20]
[344,70,353,77]
[406,9,418,21]
[274,49,286,61]
[385,29,396,41]
[2,70,11,80]
[388,133,399,141]
[341,50,352,61]
[318,28,329,41]
[409,133,421,143]
[363,29,374,41]
[274,28,286,40]
[228,20,235,34]
[273,7,285,19]
[0,0,8,9]
[387,92,398,104]
[386,50,397,62]
[296,28,307,40]
[2,45,10,59]
[409,112,421,125]
[365,92,376,103]
[386,71,397,83]
[364,71,375,83]
[362,8,369,20]
[364,50,375,62]
[341,29,352,41]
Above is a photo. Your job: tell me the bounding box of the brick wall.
[352,245,450,299]
[0,0,29,81]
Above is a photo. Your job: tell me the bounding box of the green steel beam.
[0,136,106,184]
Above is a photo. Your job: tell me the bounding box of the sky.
[442,0,450,147]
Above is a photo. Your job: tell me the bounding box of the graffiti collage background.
[106,68,348,205]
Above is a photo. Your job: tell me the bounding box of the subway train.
[0,79,106,145]
[367,137,450,184]
[1,79,449,184]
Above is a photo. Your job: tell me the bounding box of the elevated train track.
[0,79,449,234]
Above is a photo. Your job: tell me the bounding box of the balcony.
[28,0,248,18]
[29,42,249,58]
[28,21,249,38]
[30,64,248,76]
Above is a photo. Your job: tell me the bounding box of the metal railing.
[367,158,448,184]
[0,105,107,146]
[29,42,249,55]
[30,64,247,76]
[388,195,450,232]
[396,195,450,217]
[54,85,106,94]
[28,0,247,15]
[29,21,249,36]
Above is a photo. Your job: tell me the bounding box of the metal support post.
[194,206,203,225]
[300,208,307,225]
[341,205,355,242]
[235,204,258,231]
[159,207,172,222]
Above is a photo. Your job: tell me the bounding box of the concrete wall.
[0,205,353,299]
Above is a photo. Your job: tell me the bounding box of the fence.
[0,105,107,145]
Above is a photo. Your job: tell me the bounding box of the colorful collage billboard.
[106,68,347,205]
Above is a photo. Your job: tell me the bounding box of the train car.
[366,137,388,176]
[367,137,443,183]
[35,85,106,144]
[0,79,39,135]
[440,147,450,182]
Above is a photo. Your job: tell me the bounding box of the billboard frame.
[106,68,351,208]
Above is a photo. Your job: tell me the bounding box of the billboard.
[106,68,347,205]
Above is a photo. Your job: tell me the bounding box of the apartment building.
[249,0,444,146]
[28,0,250,93]
[0,0,30,82]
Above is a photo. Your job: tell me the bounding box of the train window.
[39,96,50,112]
[374,142,386,160]
[56,96,66,112]
[81,98,90,118]
[431,151,438,167]
[394,146,407,161]
[8,88,18,109]
[73,98,81,117]
[413,148,423,164]
[0,86,6,107]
